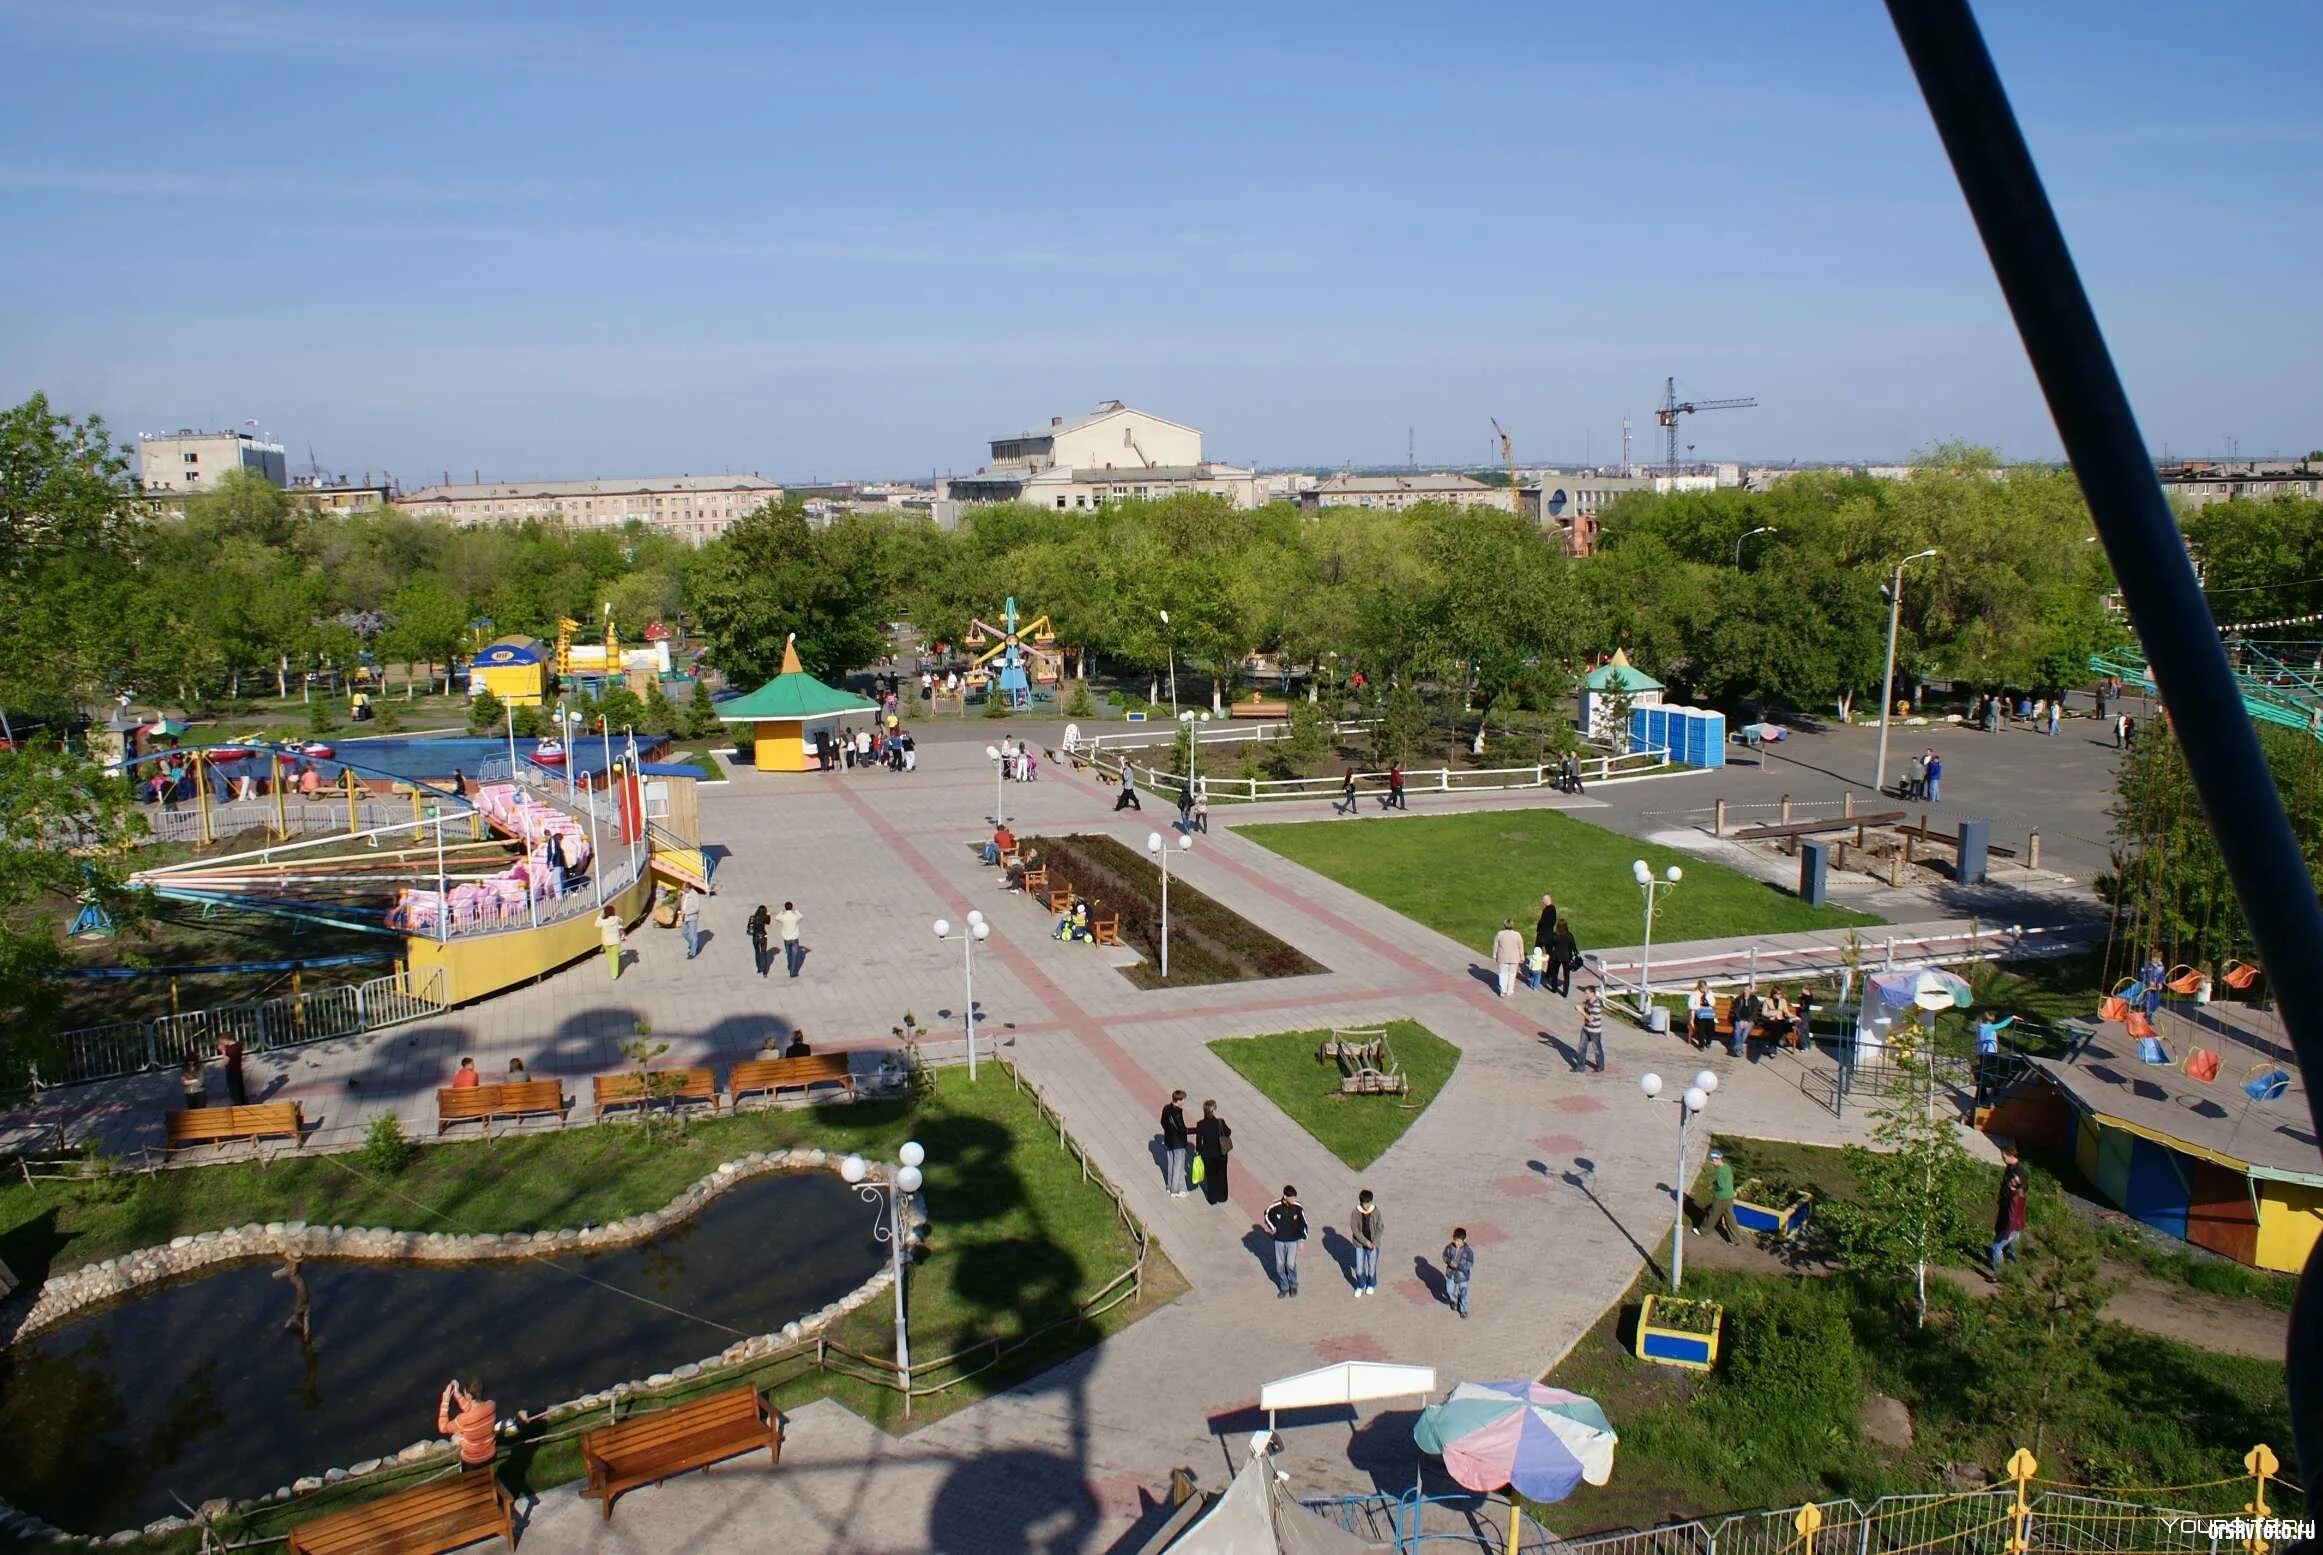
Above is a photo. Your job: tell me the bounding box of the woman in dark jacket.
[1193,1099,1233,1205]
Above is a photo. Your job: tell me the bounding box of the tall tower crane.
[1655,377,1757,475]
[1490,416,1520,515]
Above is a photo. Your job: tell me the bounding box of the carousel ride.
[960,596,1065,708]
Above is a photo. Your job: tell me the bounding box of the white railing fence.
[1080,741,1672,805]
[40,966,450,1089]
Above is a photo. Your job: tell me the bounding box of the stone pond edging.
[0,1149,911,1547]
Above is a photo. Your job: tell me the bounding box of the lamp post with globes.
[1146,830,1191,978]
[1637,1068,1718,1291]
[1631,860,1682,1022]
[1872,547,1939,796]
[1159,609,1178,713]
[932,912,989,1081]
[840,1143,927,1410]
[983,743,1007,829]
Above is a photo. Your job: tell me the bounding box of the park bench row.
[1007,860,1122,946]
[285,1384,781,1551]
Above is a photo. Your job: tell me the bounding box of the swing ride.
[959,596,1065,708]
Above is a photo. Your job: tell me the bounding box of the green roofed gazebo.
[715,636,877,771]
[1577,648,1664,743]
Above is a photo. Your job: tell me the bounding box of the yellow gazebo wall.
[748,715,842,772]
[2254,1179,2323,1274]
[476,663,545,706]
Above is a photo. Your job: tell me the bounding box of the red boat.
[530,739,567,766]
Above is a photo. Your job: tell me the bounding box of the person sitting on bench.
[984,823,1016,865]
[784,1031,813,1058]
[1055,898,1091,941]
[1005,846,1038,892]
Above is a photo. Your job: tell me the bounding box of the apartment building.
[395,474,784,542]
[137,428,289,494]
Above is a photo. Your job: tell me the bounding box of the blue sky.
[1,0,2316,483]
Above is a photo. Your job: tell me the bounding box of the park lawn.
[1535,1266,2292,1536]
[1239,810,1879,959]
[1206,1020,1458,1168]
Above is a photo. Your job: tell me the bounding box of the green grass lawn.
[1,1066,1181,1547]
[1206,1020,1459,1168]
[1240,810,1880,957]
[1538,1266,2292,1535]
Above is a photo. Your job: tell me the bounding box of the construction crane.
[1655,377,1757,475]
[1490,416,1521,516]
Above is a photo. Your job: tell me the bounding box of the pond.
[0,1172,881,1534]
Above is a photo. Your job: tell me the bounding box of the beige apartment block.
[395,474,784,542]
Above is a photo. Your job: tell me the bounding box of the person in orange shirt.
[984,824,1016,865]
[437,1379,498,1472]
[450,1056,482,1089]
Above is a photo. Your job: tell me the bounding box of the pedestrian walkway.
[6,738,1989,1553]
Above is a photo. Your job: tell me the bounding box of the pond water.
[0,1172,880,1533]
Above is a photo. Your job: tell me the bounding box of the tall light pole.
[1631,859,1682,1021]
[1733,525,1777,567]
[1638,1068,1717,1291]
[932,912,989,1080]
[1873,548,1939,796]
[841,1143,927,1411]
[1146,829,1191,979]
[983,743,1006,829]
[1159,609,1178,714]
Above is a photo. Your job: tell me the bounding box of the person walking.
[1491,918,1525,998]
[1990,1145,2028,1276]
[746,903,772,977]
[1193,1100,1233,1205]
[218,1033,250,1106]
[1577,984,1607,1073]
[1692,1150,1738,1242]
[1386,762,1407,811]
[1192,778,1210,834]
[599,904,625,979]
[1533,893,1558,960]
[1548,918,1578,998]
[2045,699,2060,737]
[1177,782,1195,832]
[1264,1185,1309,1297]
[1349,1189,1382,1296]
[678,882,707,960]
[1159,1090,1192,1198]
[1923,749,1943,802]
[2114,711,2129,748]
[1440,1228,1474,1318]
[1335,766,1358,816]
[776,900,804,977]
[1113,767,1142,811]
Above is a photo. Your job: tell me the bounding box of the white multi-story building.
[137,428,289,494]
[395,474,783,542]
[933,401,1260,524]
[1297,471,1520,514]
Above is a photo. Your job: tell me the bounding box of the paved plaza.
[10,735,2017,1554]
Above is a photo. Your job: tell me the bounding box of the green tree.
[467,688,505,736]
[1968,1219,2110,1457]
[641,679,682,734]
[686,502,889,682]
[1276,697,1331,778]
[682,678,724,739]
[382,576,470,693]
[1824,1046,1979,1327]
[0,394,149,722]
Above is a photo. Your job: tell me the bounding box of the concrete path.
[8,739,1985,1553]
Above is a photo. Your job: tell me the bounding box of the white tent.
[1152,1433,1393,1555]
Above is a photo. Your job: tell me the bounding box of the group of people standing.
[819,723,915,772]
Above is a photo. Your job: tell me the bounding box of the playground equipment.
[1317,1025,1408,1096]
[2090,635,2323,743]
[961,596,1065,708]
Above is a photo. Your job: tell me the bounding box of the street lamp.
[1145,829,1192,978]
[983,743,1006,829]
[1158,609,1178,713]
[932,912,990,1081]
[1638,1068,1717,1291]
[840,1142,927,1408]
[1631,860,1682,1021]
[1733,525,1777,567]
[1872,548,1939,797]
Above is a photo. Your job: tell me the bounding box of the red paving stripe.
[831,780,1274,1220]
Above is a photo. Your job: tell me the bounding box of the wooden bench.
[593,1066,719,1115]
[285,1471,515,1554]
[1091,911,1121,946]
[729,1054,854,1106]
[1019,865,1048,896]
[1683,996,1805,1050]
[1230,698,1291,719]
[165,1100,304,1154]
[580,1383,781,1522]
[1047,884,1075,915]
[436,1079,570,1134]
[1729,810,1907,842]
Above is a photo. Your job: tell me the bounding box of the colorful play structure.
[960,596,1064,708]
[713,635,877,771]
[471,636,551,706]
[2090,634,2323,742]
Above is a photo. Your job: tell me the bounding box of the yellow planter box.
[1635,1294,1724,1371]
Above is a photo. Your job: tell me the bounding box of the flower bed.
[1023,833,1326,988]
[1634,1294,1724,1370]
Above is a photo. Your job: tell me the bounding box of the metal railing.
[39,967,449,1089]
[144,797,415,843]
[1084,743,1675,806]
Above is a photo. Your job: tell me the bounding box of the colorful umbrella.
[1412,1381,1617,1504]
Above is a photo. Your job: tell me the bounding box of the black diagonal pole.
[1886,0,2323,1509]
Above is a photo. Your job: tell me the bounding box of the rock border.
[0,1149,909,1547]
